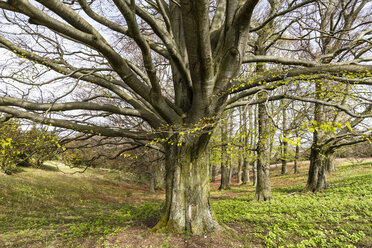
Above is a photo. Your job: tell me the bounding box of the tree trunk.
[219,119,230,190]
[153,135,223,234]
[237,106,243,184]
[237,155,242,184]
[305,145,328,192]
[228,112,234,184]
[242,160,249,184]
[252,160,257,186]
[228,158,234,184]
[254,99,272,201]
[242,104,251,184]
[149,174,156,193]
[325,151,336,172]
[294,144,300,174]
[219,163,230,190]
[281,100,287,174]
[252,105,258,186]
[305,81,327,192]
[254,48,272,200]
[210,164,217,182]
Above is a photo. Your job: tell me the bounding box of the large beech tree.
[0,0,371,234]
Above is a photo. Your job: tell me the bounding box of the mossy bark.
[305,146,327,192]
[152,134,223,234]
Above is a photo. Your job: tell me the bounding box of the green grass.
[213,165,372,248]
[0,165,162,247]
[0,161,371,247]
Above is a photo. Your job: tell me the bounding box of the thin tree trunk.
[237,106,243,184]
[228,112,234,184]
[228,158,234,184]
[294,143,300,174]
[252,160,257,186]
[237,154,243,184]
[149,173,156,193]
[242,105,250,184]
[254,98,273,201]
[252,105,258,186]
[210,164,217,182]
[219,118,230,190]
[281,99,287,174]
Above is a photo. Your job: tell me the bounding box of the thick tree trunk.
[305,81,327,192]
[254,100,272,201]
[153,135,222,234]
[305,146,327,192]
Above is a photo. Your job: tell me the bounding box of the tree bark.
[210,164,217,182]
[149,174,156,193]
[294,144,300,174]
[254,95,272,201]
[228,112,234,184]
[219,119,230,190]
[325,151,336,172]
[242,104,251,184]
[237,106,243,184]
[252,160,257,186]
[153,135,223,234]
[281,100,288,174]
[237,154,243,184]
[254,43,272,200]
[305,82,327,192]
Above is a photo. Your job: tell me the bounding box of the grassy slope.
[0,161,371,248]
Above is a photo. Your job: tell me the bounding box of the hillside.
[0,159,371,248]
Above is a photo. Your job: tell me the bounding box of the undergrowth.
[0,160,371,247]
[213,167,372,247]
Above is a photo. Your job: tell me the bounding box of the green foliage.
[213,168,372,247]
[0,121,59,174]
[1,161,371,247]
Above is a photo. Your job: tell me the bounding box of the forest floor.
[0,158,371,248]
